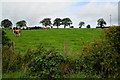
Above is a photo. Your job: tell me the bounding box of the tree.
[53,18,62,28]
[86,24,91,28]
[1,19,12,28]
[97,18,106,29]
[40,18,52,27]
[79,21,85,28]
[2,30,11,47]
[62,18,72,28]
[16,20,27,27]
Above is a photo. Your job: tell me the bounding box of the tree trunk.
[79,26,82,28]
[64,25,66,28]
[100,24,103,29]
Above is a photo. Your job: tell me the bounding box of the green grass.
[5,28,103,56]
[3,28,103,78]
[64,72,102,78]
[3,72,25,78]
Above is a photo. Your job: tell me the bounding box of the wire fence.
[11,39,91,57]
[29,40,90,56]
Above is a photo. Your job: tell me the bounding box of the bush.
[86,25,91,28]
[25,45,73,78]
[2,42,81,78]
[82,41,120,77]
[81,26,120,78]
[2,47,23,73]
[2,30,11,47]
[103,26,120,53]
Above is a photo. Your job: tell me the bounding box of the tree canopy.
[1,19,13,28]
[86,24,91,28]
[16,20,27,27]
[97,18,106,28]
[79,21,85,28]
[40,18,52,27]
[62,18,72,28]
[53,18,62,28]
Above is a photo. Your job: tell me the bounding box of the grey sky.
[0,0,119,28]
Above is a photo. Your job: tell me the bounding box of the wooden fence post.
[64,41,67,56]
[12,41,15,53]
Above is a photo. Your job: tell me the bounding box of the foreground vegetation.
[2,27,120,79]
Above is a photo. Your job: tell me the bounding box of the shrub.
[2,44,23,73]
[103,26,120,53]
[82,41,120,77]
[2,30,11,47]
[81,26,120,78]
[25,45,72,78]
[86,25,91,28]
[2,42,81,78]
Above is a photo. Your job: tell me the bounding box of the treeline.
[1,18,108,29]
[2,26,120,78]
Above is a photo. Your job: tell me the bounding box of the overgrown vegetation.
[25,45,71,78]
[80,26,120,78]
[2,48,22,73]
[104,26,120,53]
[2,30,22,73]
[2,30,11,47]
[2,26,120,78]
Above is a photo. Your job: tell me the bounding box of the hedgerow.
[81,26,120,78]
[2,30,23,73]
[25,45,75,78]
[2,30,11,47]
[103,26,120,53]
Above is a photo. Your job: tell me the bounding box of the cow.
[13,30,21,37]
[41,27,51,30]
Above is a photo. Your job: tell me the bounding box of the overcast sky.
[0,0,119,28]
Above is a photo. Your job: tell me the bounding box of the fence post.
[12,41,15,53]
[64,41,67,56]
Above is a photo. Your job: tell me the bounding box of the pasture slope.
[6,28,102,56]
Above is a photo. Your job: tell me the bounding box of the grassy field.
[3,28,104,78]
[5,28,103,56]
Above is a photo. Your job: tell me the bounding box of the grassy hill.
[5,28,103,56]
